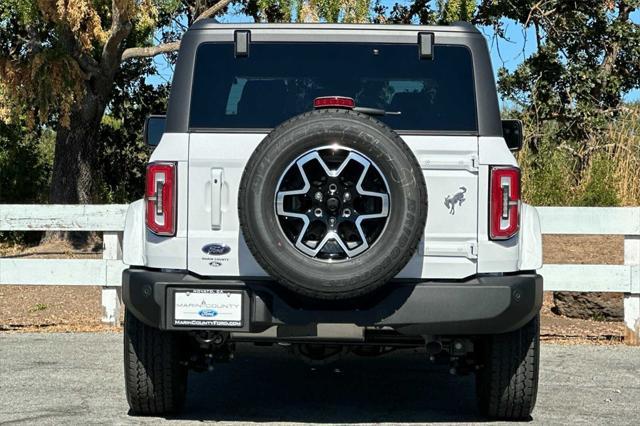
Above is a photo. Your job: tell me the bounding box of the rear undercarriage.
[123,267,541,373]
[186,326,476,371]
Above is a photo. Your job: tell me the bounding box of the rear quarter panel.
[477,136,520,272]
[143,133,189,270]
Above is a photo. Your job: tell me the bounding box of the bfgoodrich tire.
[476,315,540,420]
[124,310,188,415]
[239,109,427,300]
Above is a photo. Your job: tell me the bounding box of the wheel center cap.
[326,197,340,212]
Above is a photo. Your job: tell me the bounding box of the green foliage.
[0,0,38,24]
[573,154,620,207]
[518,130,576,206]
[437,0,475,23]
[373,0,475,24]
[517,106,640,207]
[373,0,434,24]
[244,0,371,22]
[0,121,53,204]
[244,1,477,25]
[520,142,623,207]
[29,303,48,313]
[255,0,293,21]
[0,121,53,243]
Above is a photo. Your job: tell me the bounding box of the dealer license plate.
[173,289,243,327]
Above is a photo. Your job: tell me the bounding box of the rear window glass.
[189,42,477,132]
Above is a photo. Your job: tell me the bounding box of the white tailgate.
[187,133,478,279]
[187,133,267,276]
[397,135,478,279]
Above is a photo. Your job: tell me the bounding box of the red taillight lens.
[489,166,520,240]
[145,162,176,236]
[313,96,355,109]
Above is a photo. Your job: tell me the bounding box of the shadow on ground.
[161,346,490,423]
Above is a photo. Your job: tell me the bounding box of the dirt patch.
[0,285,116,332]
[540,313,625,344]
[0,236,629,341]
[0,240,101,259]
[542,234,623,265]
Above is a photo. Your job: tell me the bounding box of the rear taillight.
[146,162,176,236]
[489,166,520,240]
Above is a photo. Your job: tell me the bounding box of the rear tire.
[476,315,540,420]
[124,310,188,415]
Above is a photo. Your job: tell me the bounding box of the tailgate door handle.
[211,168,223,230]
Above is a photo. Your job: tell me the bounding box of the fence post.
[102,231,123,326]
[624,235,640,345]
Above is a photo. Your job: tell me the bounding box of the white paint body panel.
[122,199,145,266]
[143,133,189,270]
[519,203,543,270]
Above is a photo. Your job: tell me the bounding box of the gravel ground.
[0,333,638,425]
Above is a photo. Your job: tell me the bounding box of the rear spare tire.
[239,109,427,299]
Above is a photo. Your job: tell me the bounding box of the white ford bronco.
[122,21,543,420]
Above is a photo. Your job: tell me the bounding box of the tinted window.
[189,43,477,132]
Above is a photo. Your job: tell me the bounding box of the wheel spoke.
[275,158,311,215]
[354,159,390,214]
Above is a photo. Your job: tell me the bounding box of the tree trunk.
[43,78,113,243]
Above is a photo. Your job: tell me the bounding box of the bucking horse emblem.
[444,186,467,215]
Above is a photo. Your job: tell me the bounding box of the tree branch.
[193,0,233,23]
[121,40,181,60]
[120,0,232,61]
[102,0,133,72]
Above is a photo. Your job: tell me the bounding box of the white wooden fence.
[1,204,638,344]
[0,205,129,325]
[537,207,640,345]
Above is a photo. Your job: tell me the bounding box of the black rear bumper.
[122,268,542,336]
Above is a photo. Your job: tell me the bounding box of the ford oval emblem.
[198,308,218,318]
[202,243,231,256]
